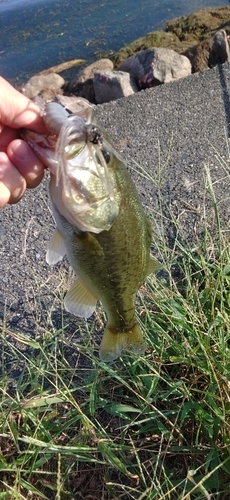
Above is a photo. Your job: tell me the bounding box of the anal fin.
[64,279,97,318]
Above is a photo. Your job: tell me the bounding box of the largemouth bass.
[23,96,160,361]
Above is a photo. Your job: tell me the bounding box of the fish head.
[23,100,120,233]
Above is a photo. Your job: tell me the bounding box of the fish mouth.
[21,128,59,173]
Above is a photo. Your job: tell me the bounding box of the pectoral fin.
[64,279,97,318]
[99,322,145,362]
[76,231,104,257]
[46,229,66,265]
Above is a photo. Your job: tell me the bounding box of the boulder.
[119,47,191,89]
[75,58,114,84]
[64,58,114,103]
[93,69,138,104]
[22,73,64,100]
[183,29,230,73]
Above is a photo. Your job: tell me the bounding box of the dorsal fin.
[145,256,161,277]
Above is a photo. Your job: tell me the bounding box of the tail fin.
[99,322,145,362]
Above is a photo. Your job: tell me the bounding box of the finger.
[0,125,20,153]
[0,77,47,133]
[0,152,26,206]
[7,139,45,188]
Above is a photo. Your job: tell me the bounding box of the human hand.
[0,76,48,208]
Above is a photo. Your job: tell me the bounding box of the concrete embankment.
[1,64,230,332]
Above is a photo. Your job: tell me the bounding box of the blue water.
[0,0,228,85]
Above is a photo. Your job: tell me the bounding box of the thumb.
[0,77,47,133]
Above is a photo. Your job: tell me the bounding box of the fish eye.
[87,125,103,146]
[102,150,110,164]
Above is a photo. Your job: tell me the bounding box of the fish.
[22,96,160,361]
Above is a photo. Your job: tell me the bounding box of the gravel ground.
[1,63,230,339]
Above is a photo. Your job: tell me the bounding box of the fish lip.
[21,129,58,172]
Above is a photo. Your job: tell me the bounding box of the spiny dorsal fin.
[46,229,66,265]
[64,279,97,318]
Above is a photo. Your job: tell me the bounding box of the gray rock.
[119,47,191,88]
[64,58,114,103]
[183,29,230,73]
[76,58,114,83]
[22,73,65,100]
[93,69,139,104]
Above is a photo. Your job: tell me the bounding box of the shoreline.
[22,5,230,90]
[2,4,229,87]
[112,5,230,67]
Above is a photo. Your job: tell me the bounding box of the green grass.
[1,158,230,499]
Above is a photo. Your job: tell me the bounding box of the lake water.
[0,0,228,85]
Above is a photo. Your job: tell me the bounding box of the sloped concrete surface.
[1,64,230,334]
